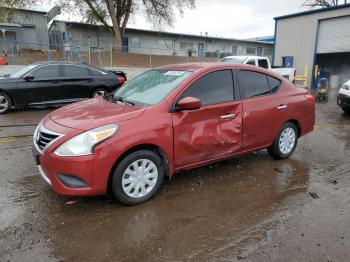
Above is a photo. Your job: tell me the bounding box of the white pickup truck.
[219,56,296,82]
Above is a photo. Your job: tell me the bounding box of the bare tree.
[303,0,348,8]
[59,0,195,49]
[0,0,40,22]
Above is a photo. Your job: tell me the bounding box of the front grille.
[34,124,62,153]
[37,131,59,151]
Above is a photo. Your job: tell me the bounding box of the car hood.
[49,97,146,130]
[0,77,19,83]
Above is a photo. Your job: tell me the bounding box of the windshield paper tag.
[164,71,186,76]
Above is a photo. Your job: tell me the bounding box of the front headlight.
[342,84,350,90]
[54,124,119,157]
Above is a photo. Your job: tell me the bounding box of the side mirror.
[176,97,201,111]
[24,74,34,81]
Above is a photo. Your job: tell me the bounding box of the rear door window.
[32,65,60,79]
[268,76,281,93]
[238,70,270,98]
[182,70,234,106]
[62,65,90,77]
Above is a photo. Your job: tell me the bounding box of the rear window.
[258,59,269,69]
[90,69,103,76]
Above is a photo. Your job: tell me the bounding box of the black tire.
[112,150,165,206]
[342,106,350,115]
[0,92,12,114]
[91,88,109,98]
[267,122,298,160]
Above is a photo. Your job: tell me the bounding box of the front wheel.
[0,92,12,114]
[268,122,298,160]
[342,106,350,115]
[112,150,165,206]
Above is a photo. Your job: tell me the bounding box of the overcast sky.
[54,0,310,39]
[130,0,309,39]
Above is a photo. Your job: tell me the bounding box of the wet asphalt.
[1,91,350,261]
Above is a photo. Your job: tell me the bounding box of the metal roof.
[51,20,273,46]
[0,23,23,28]
[275,3,350,20]
[0,6,47,14]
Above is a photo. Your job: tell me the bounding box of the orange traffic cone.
[0,56,5,65]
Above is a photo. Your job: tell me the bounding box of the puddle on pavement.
[1,150,311,261]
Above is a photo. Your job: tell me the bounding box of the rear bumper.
[337,93,350,107]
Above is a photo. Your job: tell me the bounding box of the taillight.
[305,94,315,103]
[117,76,126,85]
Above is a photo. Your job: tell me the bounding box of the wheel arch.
[106,143,170,195]
[286,119,301,137]
[0,89,16,107]
[91,86,109,97]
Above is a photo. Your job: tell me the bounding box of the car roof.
[222,56,269,60]
[156,62,284,80]
[33,61,87,65]
[32,61,108,72]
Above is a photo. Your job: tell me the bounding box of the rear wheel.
[92,88,108,98]
[342,106,350,115]
[268,122,298,160]
[112,150,165,206]
[0,92,12,114]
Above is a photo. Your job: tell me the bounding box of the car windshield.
[219,57,247,64]
[112,69,192,106]
[9,64,37,78]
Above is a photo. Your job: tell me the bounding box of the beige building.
[273,4,350,87]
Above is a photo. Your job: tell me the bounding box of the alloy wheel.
[0,95,9,113]
[279,127,296,154]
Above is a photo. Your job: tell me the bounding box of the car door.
[172,69,243,168]
[58,64,95,100]
[238,70,287,150]
[20,64,61,105]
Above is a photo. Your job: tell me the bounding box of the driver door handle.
[277,105,288,110]
[220,114,235,120]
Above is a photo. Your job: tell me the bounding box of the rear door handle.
[220,114,236,120]
[277,105,288,110]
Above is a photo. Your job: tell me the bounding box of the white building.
[274,4,350,87]
[49,20,273,59]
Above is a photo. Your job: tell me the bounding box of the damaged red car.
[33,63,315,205]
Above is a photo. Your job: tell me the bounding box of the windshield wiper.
[113,95,135,106]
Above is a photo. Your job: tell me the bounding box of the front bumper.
[33,121,122,196]
[337,93,350,107]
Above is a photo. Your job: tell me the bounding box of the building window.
[131,37,140,47]
[264,48,273,56]
[158,40,173,49]
[257,47,263,56]
[180,42,193,50]
[246,47,256,55]
[232,46,238,56]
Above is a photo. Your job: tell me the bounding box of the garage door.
[317,16,350,54]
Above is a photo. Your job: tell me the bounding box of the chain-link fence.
[0,41,222,68]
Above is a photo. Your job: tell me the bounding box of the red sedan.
[33,63,315,205]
